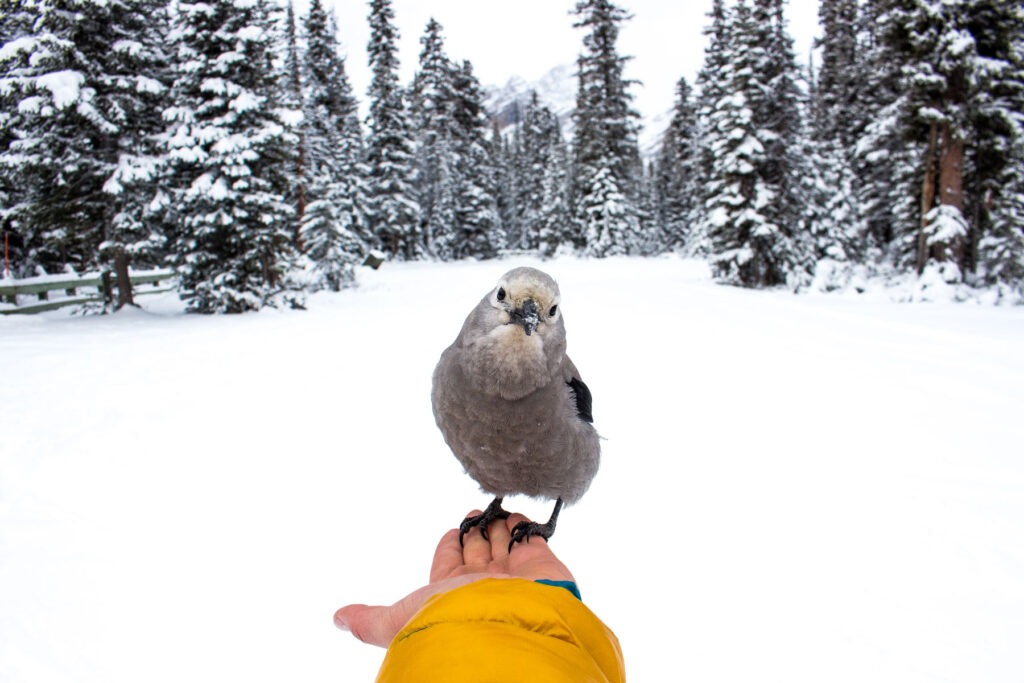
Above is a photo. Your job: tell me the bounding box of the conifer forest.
[1,0,1023,312]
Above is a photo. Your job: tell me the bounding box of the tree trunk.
[114,247,134,309]
[295,131,307,253]
[917,121,939,275]
[935,121,964,266]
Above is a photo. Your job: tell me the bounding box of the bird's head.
[488,267,562,340]
[459,267,567,399]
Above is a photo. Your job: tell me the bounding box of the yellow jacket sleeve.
[376,578,625,682]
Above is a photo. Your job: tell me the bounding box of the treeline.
[1,0,1022,312]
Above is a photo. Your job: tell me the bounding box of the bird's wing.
[566,376,593,424]
[561,357,593,424]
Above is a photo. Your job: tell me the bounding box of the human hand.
[333,511,575,647]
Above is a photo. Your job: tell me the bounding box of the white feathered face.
[458,267,567,399]
[489,268,562,338]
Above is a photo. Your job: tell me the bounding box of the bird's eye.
[549,305,558,316]
[496,287,506,301]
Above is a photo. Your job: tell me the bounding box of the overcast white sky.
[324,0,821,119]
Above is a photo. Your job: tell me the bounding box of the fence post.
[114,248,134,309]
[101,270,114,308]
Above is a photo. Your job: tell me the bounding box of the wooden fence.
[0,269,175,315]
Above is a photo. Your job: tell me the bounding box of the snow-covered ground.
[2,256,1023,682]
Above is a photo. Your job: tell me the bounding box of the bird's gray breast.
[432,348,600,504]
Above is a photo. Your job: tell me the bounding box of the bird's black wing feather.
[567,377,593,424]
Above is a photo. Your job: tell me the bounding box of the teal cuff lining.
[535,579,582,601]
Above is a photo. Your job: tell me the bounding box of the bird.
[431,267,600,552]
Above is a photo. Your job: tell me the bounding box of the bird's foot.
[508,519,557,552]
[459,497,510,546]
[508,498,563,553]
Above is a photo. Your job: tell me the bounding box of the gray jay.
[431,267,600,551]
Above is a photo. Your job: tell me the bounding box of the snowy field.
[2,256,1023,683]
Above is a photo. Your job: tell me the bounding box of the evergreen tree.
[449,59,502,259]
[409,23,499,260]
[690,0,732,258]
[0,0,170,278]
[964,1,1024,291]
[879,0,973,277]
[874,0,1024,287]
[0,0,34,269]
[516,92,562,251]
[851,0,909,258]
[491,122,520,251]
[365,0,418,260]
[299,0,366,290]
[806,0,864,268]
[814,0,860,149]
[700,0,770,284]
[163,0,297,313]
[752,0,812,277]
[636,161,663,256]
[571,0,642,256]
[410,18,456,258]
[655,77,699,250]
[538,137,573,257]
[283,0,305,247]
[698,0,811,287]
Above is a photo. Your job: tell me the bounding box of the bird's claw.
[508,520,555,553]
[458,500,511,546]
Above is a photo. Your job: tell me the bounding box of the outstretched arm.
[334,511,575,648]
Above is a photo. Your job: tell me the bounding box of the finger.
[486,514,514,562]
[335,575,498,647]
[504,512,548,551]
[334,604,400,648]
[504,512,533,535]
[429,528,464,583]
[461,510,494,568]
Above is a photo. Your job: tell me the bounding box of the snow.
[36,69,84,109]
[2,256,1023,683]
[925,204,969,245]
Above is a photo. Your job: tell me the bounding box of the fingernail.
[334,613,349,631]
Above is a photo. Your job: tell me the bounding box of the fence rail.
[0,269,175,315]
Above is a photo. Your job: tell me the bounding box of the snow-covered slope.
[484,63,670,155]
[2,256,1023,682]
[484,63,577,130]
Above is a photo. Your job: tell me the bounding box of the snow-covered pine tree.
[750,0,813,280]
[365,0,419,260]
[964,0,1024,293]
[815,0,860,151]
[410,18,457,259]
[516,92,563,252]
[700,0,769,284]
[491,120,521,251]
[0,0,31,270]
[538,136,573,257]
[0,0,169,278]
[851,0,909,260]
[283,0,305,248]
[571,0,642,256]
[655,76,699,251]
[163,0,297,313]
[0,0,34,270]
[878,0,976,279]
[699,0,806,287]
[299,0,367,290]
[690,0,732,258]
[804,0,863,270]
[635,161,663,256]
[449,59,502,259]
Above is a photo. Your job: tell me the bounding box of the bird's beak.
[509,298,540,336]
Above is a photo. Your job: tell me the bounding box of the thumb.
[333,604,401,648]
[333,575,503,648]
